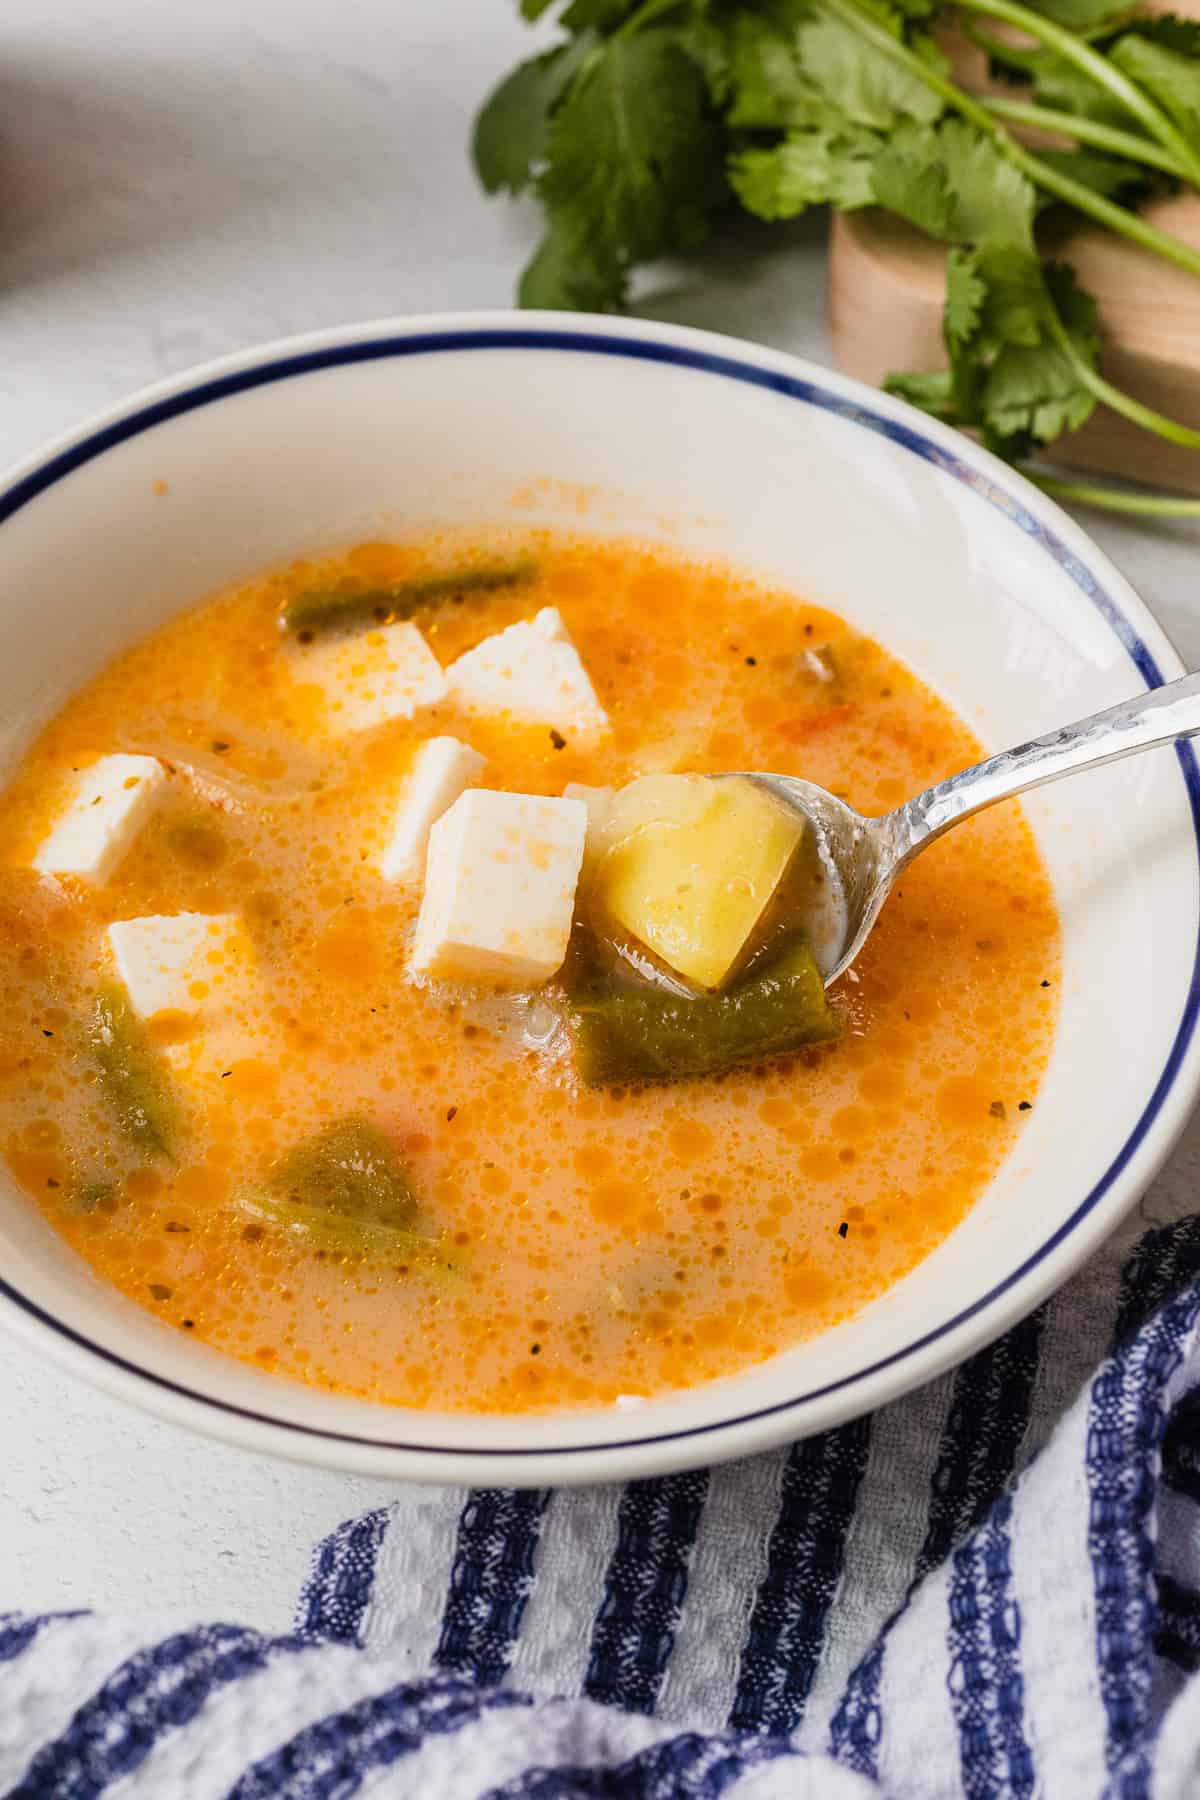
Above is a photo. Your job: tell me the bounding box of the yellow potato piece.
[595,774,804,990]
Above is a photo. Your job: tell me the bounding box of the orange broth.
[0,533,1058,1411]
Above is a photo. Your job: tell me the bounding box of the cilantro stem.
[979,95,1187,178]
[1029,475,1200,517]
[963,13,1138,64]
[1044,308,1200,449]
[1023,162,1200,277]
[822,0,1200,278]
[953,0,1200,189]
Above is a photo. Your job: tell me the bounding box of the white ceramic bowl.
[1,311,1197,1486]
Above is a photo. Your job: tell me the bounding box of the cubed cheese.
[411,790,586,986]
[296,622,448,733]
[32,754,167,882]
[107,912,255,1026]
[380,737,486,885]
[446,608,607,737]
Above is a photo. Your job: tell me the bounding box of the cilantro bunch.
[473,0,1200,517]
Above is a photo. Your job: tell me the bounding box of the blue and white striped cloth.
[6,1197,1200,1797]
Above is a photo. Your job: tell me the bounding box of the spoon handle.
[887,667,1200,865]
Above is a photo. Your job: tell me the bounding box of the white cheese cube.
[106,912,255,1024]
[32,754,166,882]
[411,790,586,986]
[296,622,448,733]
[446,608,607,738]
[380,736,486,885]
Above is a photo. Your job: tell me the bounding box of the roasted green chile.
[89,981,180,1159]
[567,937,838,1086]
[280,561,537,637]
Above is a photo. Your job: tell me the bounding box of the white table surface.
[3,0,1199,1634]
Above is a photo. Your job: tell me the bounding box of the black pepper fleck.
[549,729,566,750]
[1018,1101,1032,1112]
[745,656,757,667]
[148,1283,173,1302]
[220,1069,232,1079]
[837,1221,849,1238]
[446,1106,458,1122]
[530,1344,541,1356]
[212,740,230,754]
[41,1030,53,1038]
[989,1100,1007,1119]
[182,1319,195,1330]
[1040,979,1051,989]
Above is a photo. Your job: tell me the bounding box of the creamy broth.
[0,533,1058,1412]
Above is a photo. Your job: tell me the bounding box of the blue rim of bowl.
[1,324,1197,1459]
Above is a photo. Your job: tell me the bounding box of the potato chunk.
[593,774,804,991]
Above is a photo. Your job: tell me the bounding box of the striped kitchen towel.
[4,1202,1200,1796]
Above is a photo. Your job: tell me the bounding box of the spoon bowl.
[741,774,891,985]
[746,663,1200,986]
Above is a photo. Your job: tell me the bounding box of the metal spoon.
[744,667,1200,987]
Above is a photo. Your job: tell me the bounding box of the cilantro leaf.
[726,11,817,128]
[895,243,1098,462]
[732,126,879,216]
[982,344,1095,456]
[521,0,558,18]
[939,121,1035,249]
[473,39,593,195]
[679,14,735,105]
[518,223,617,310]
[884,369,960,415]
[981,265,1097,456]
[944,247,986,347]
[523,32,726,310]
[796,12,943,129]
[971,243,1047,351]
[730,138,834,218]
[1109,33,1200,140]
[868,119,1036,250]
[870,123,956,236]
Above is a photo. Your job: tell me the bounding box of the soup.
[0,533,1058,1412]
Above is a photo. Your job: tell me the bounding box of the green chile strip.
[281,561,538,637]
[89,982,179,1159]
[568,937,839,1086]
[246,1114,452,1265]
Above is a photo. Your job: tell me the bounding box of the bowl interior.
[0,318,1195,1479]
